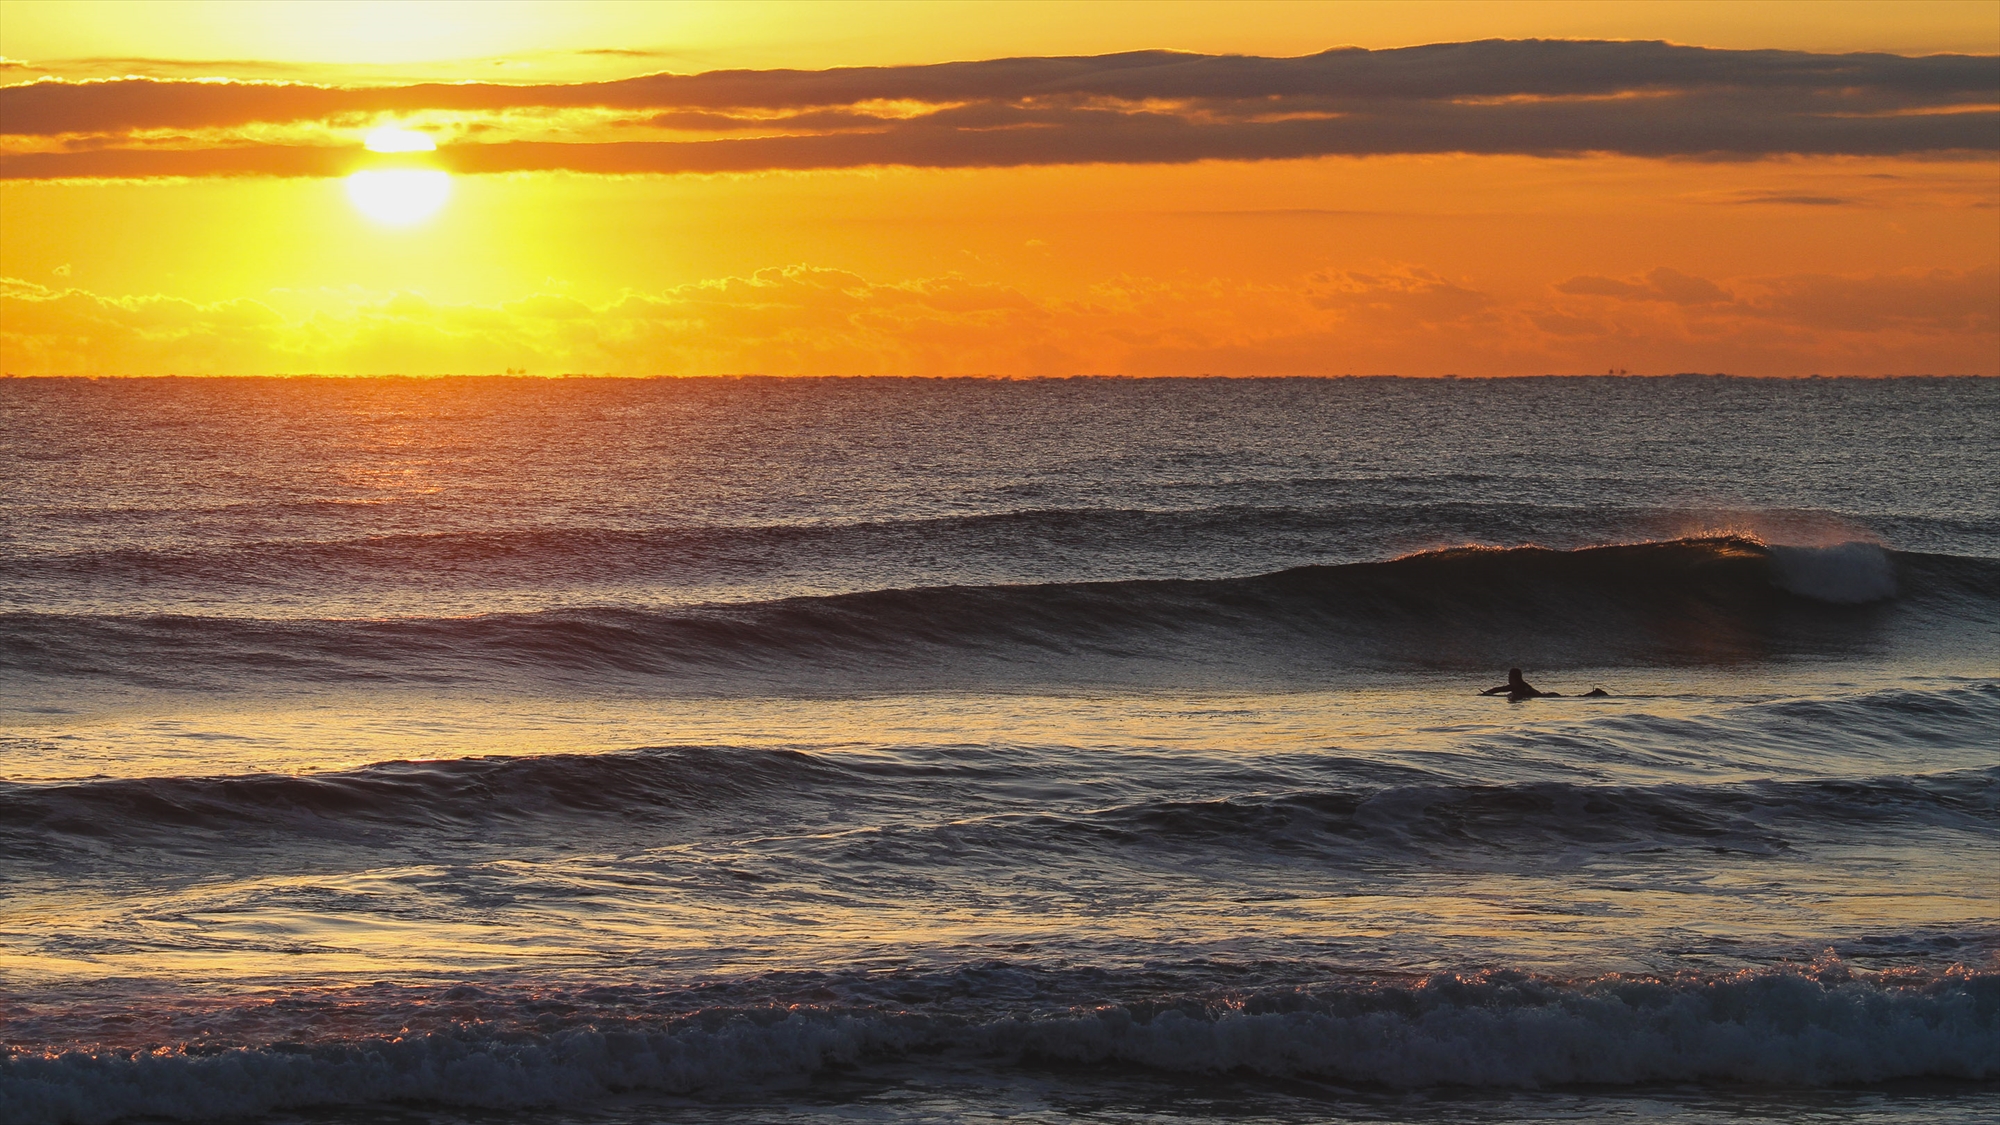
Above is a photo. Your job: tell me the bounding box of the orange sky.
[2,1,1995,376]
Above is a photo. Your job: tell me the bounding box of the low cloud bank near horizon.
[5,263,1992,377]
[4,40,1996,179]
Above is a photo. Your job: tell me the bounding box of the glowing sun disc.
[346,169,451,225]
[365,127,436,153]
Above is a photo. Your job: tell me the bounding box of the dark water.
[2,375,1996,1124]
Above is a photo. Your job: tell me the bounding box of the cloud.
[4,40,1994,178]
[1558,267,1734,305]
[1555,263,1998,336]
[1722,192,1855,205]
[1306,266,1493,325]
[0,278,292,375]
[6,264,1993,377]
[1748,264,1998,332]
[0,270,1088,376]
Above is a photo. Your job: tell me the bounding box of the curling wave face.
[5,538,1993,695]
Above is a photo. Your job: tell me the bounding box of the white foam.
[4,969,1994,1125]
[1769,541,1898,604]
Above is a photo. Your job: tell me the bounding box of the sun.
[363,127,437,155]
[346,128,450,225]
[346,170,452,225]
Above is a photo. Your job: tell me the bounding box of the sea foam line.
[5,967,1995,1125]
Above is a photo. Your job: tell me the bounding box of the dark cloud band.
[4,39,1994,178]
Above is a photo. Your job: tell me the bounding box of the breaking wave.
[1769,541,1899,604]
[3,538,1991,690]
[5,965,1995,1124]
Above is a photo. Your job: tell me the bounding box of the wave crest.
[5,966,1994,1124]
[4,537,1988,689]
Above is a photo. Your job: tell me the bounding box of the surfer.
[1482,668,1554,699]
[1480,669,1611,699]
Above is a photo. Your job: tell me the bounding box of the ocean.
[1,374,1995,1124]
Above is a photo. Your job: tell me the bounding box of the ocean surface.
[1,374,1995,1124]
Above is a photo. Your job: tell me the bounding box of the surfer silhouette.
[1480,669,1611,699]
[1482,668,1553,699]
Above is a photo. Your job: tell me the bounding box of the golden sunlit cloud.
[5,262,1992,378]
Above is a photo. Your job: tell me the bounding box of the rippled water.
[2,375,1996,1124]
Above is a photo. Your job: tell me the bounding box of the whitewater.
[1,375,1995,1124]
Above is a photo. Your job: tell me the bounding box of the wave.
[1766,541,1900,604]
[1090,767,1999,860]
[4,537,1993,690]
[11,507,1994,605]
[5,964,1994,1123]
[6,737,1992,867]
[0,504,1520,596]
[0,746,832,845]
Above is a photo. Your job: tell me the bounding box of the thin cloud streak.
[3,40,1994,179]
